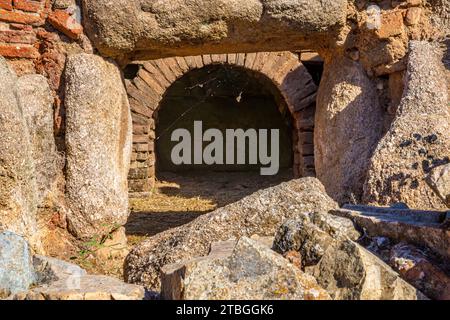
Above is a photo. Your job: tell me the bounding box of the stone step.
[342,204,446,224]
[331,207,450,261]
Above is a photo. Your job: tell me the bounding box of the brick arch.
[125,52,318,196]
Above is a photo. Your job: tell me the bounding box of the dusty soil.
[126,170,294,245]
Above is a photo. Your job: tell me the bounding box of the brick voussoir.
[138,68,166,95]
[174,56,189,73]
[202,54,212,65]
[151,59,177,83]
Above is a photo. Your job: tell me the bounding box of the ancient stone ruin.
[0,0,449,300]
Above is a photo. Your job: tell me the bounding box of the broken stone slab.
[311,239,427,300]
[342,204,445,224]
[0,232,36,298]
[273,212,361,267]
[161,237,331,300]
[64,53,133,240]
[331,205,450,260]
[389,243,450,300]
[125,178,338,291]
[82,0,347,60]
[9,275,145,300]
[33,255,87,285]
[426,163,450,208]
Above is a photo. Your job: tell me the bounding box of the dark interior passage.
[155,65,294,173]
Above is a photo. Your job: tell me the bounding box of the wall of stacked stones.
[0,0,87,145]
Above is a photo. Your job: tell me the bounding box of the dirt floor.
[126,170,294,245]
[56,170,293,279]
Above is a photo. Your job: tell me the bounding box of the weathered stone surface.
[332,206,450,261]
[10,275,145,300]
[0,232,35,298]
[389,243,450,300]
[426,164,450,207]
[81,0,347,60]
[33,255,86,285]
[0,57,39,247]
[364,41,450,210]
[429,0,450,37]
[311,239,426,300]
[274,219,334,267]
[53,0,77,10]
[161,237,330,300]
[94,227,129,260]
[315,55,384,204]
[17,75,60,206]
[125,178,338,290]
[65,53,133,240]
[273,212,361,266]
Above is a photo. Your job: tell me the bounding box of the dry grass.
[126,170,293,245]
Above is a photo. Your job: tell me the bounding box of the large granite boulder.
[363,41,450,210]
[0,57,39,247]
[17,75,61,206]
[64,53,133,240]
[0,232,36,298]
[125,178,338,290]
[81,0,347,60]
[161,237,330,300]
[315,55,384,204]
[310,239,427,300]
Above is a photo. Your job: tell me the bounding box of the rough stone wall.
[0,0,84,75]
[0,0,89,143]
[0,0,448,249]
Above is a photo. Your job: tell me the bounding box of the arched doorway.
[125,52,318,197]
[156,64,293,173]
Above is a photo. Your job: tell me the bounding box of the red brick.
[0,44,39,58]
[13,0,41,13]
[7,58,36,76]
[47,10,83,40]
[0,29,36,44]
[0,9,44,25]
[9,23,33,30]
[0,0,12,10]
